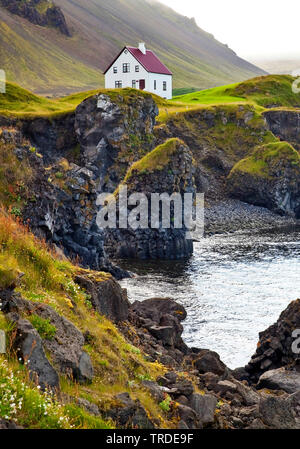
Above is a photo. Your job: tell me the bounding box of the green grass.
[172,75,300,109]
[0,19,103,95]
[0,82,166,119]
[172,83,246,105]
[229,141,300,179]
[124,138,184,180]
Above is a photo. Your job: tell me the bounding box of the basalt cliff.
[1,77,300,429]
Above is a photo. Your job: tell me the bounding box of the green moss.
[28,315,57,340]
[124,138,183,180]
[229,141,300,179]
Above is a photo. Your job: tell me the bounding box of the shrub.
[28,315,56,340]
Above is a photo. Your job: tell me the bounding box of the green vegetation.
[0,141,33,210]
[124,138,183,180]
[0,0,264,94]
[0,19,103,95]
[172,83,246,105]
[159,395,172,412]
[229,142,300,179]
[0,355,72,428]
[0,209,173,428]
[28,315,57,340]
[172,75,300,109]
[0,83,166,119]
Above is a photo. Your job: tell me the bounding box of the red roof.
[103,46,172,76]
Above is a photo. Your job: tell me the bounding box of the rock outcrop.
[0,133,126,279]
[228,142,300,217]
[75,92,158,192]
[74,270,130,322]
[264,109,300,151]
[246,298,300,383]
[104,138,196,260]
[1,0,70,36]
[1,288,94,387]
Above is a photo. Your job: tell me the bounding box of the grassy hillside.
[0,82,167,118]
[0,13,103,96]
[1,75,299,122]
[172,75,300,109]
[0,0,265,94]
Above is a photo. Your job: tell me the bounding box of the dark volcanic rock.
[7,313,60,391]
[107,393,154,429]
[257,368,300,394]
[131,298,189,356]
[259,395,297,429]
[0,419,23,429]
[2,292,93,384]
[104,139,196,260]
[264,109,300,151]
[74,272,130,322]
[246,298,300,382]
[192,350,227,376]
[75,92,158,192]
[228,142,300,217]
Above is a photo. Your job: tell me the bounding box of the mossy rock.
[229,142,300,180]
[124,138,185,181]
[228,141,300,216]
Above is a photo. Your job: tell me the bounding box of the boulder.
[75,272,130,322]
[193,350,227,376]
[131,298,188,355]
[190,394,218,425]
[3,294,93,384]
[107,393,154,429]
[7,313,60,391]
[259,395,297,429]
[257,368,300,394]
[141,380,165,403]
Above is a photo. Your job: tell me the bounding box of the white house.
[104,43,173,100]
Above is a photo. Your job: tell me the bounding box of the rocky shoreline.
[204,199,299,236]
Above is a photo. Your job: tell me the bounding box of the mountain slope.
[0,0,266,94]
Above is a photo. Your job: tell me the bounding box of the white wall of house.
[105,49,149,90]
[148,73,172,100]
[105,48,172,100]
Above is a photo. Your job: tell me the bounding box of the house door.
[139,79,145,90]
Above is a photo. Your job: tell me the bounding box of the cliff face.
[228,142,300,218]
[75,91,158,193]
[1,0,70,35]
[264,109,300,151]
[104,138,195,260]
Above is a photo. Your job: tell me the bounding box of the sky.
[159,0,300,61]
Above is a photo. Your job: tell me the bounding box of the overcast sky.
[159,0,300,61]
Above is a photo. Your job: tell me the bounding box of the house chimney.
[139,43,146,55]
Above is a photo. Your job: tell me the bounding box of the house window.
[115,81,122,88]
[113,67,117,74]
[123,63,130,73]
[154,80,157,90]
[132,80,136,88]
[135,65,139,72]
[163,81,167,91]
